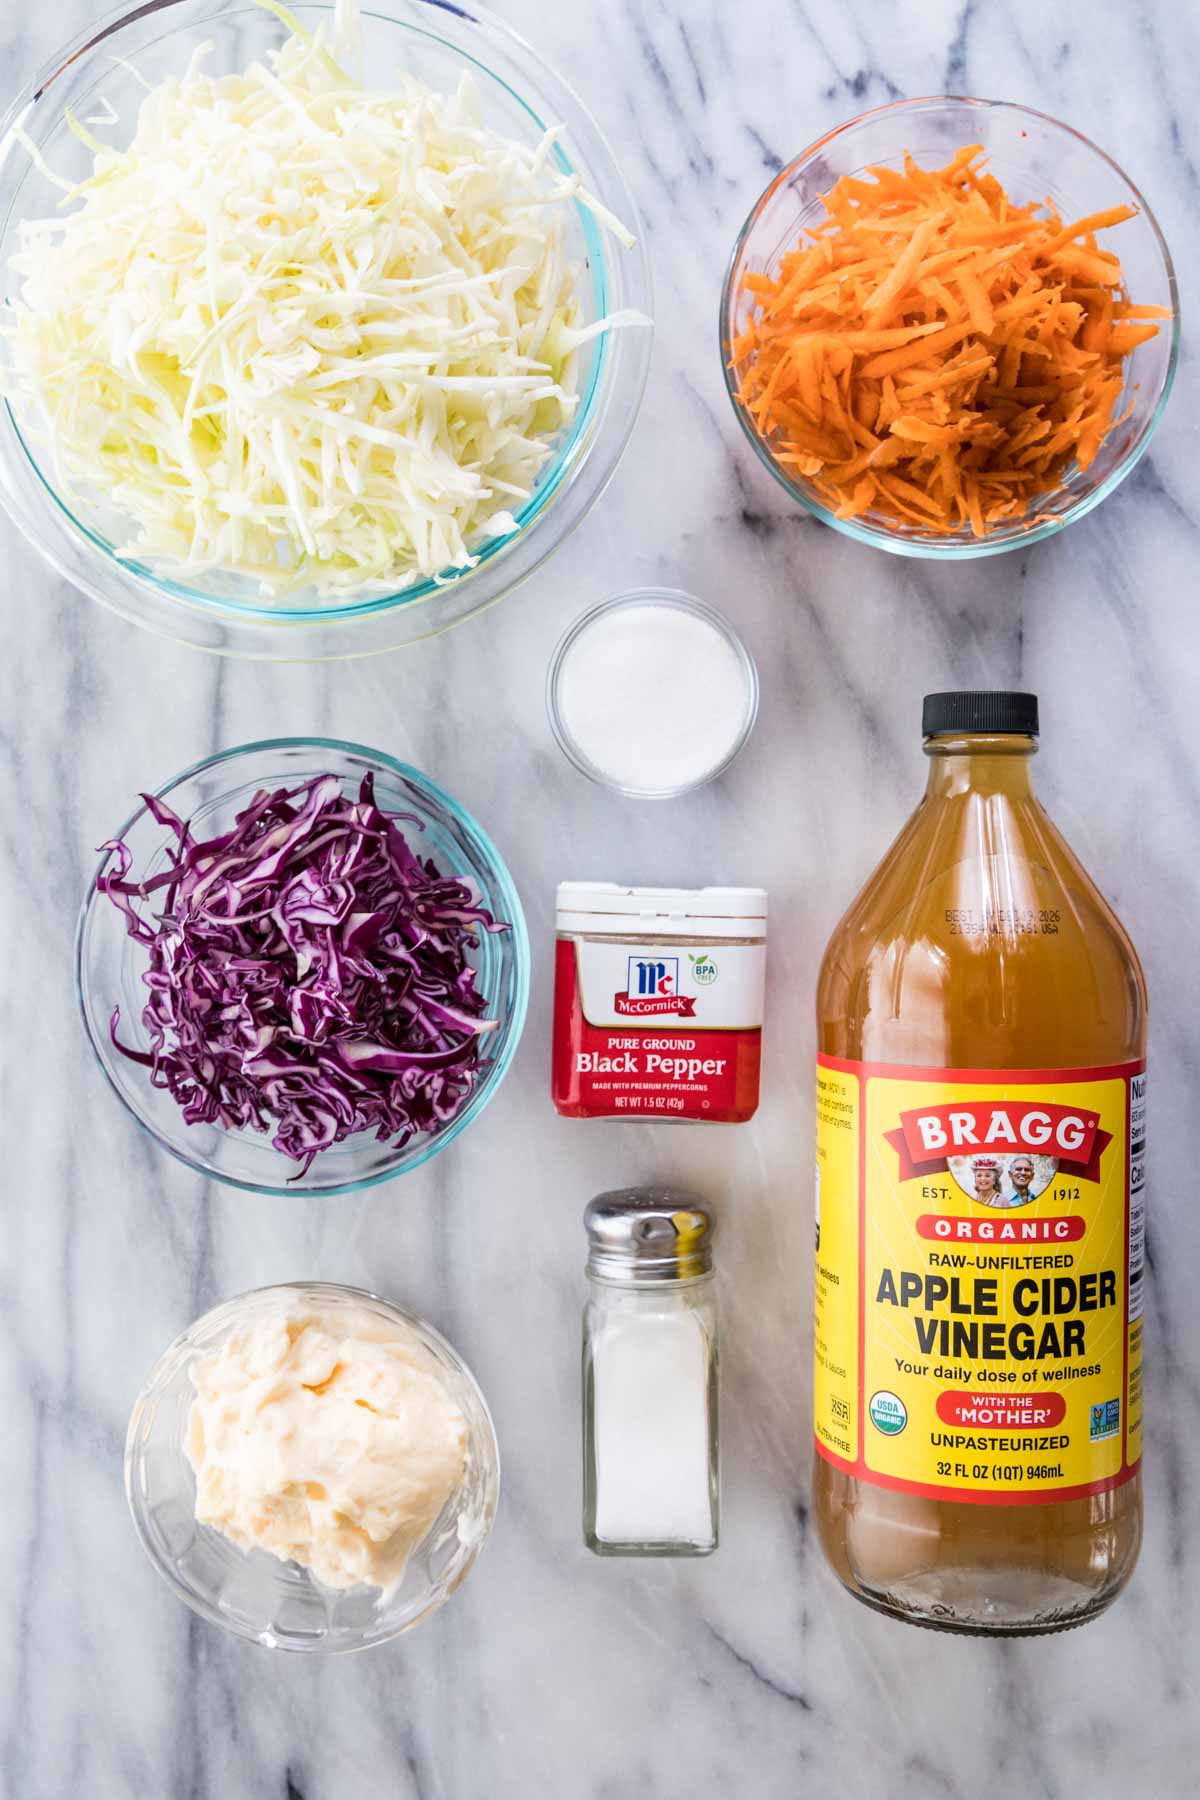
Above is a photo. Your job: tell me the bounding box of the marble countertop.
[2,1,1198,1795]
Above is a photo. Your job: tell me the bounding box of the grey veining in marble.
[1,1,1198,1796]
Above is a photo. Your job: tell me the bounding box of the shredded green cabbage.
[2,1,643,599]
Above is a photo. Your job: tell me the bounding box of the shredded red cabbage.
[98,773,510,1175]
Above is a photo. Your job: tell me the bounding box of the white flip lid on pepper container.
[556,883,768,941]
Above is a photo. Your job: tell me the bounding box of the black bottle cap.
[922,691,1039,737]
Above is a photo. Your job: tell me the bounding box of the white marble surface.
[2,1,1198,1795]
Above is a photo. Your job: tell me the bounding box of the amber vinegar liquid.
[814,707,1145,1634]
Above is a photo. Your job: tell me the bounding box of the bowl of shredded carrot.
[721,97,1178,556]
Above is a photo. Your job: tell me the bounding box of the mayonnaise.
[185,1304,467,1595]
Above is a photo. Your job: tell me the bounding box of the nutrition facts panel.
[1129,1070,1147,1326]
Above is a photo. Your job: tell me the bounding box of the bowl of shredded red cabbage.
[76,738,528,1193]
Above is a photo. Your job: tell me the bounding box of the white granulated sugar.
[558,603,749,791]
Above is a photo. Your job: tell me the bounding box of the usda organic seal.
[869,1390,907,1436]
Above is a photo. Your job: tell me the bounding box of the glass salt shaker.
[583,1188,719,1556]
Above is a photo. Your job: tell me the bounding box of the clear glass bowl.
[76,737,529,1194]
[0,0,652,658]
[721,97,1180,558]
[546,588,759,798]
[125,1282,500,1653]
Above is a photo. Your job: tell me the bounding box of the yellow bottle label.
[815,1056,1145,1504]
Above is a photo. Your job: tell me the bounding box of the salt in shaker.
[582,1188,719,1556]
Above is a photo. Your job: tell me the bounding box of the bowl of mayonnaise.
[125,1282,500,1652]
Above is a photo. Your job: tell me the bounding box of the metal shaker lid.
[584,1187,714,1282]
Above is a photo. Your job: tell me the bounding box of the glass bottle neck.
[922,732,1038,800]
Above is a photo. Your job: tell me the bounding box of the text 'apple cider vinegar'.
[813,692,1146,1635]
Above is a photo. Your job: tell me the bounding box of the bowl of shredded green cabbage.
[0,0,652,655]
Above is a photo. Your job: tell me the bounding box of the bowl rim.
[124,1278,502,1653]
[0,0,654,646]
[545,586,760,798]
[75,734,531,1195]
[719,93,1182,560]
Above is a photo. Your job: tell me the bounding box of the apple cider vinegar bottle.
[813,693,1146,1634]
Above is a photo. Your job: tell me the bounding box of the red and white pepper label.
[551,937,765,1121]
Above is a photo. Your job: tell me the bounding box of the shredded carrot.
[732,144,1170,537]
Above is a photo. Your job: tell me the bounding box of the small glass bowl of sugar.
[546,589,759,799]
